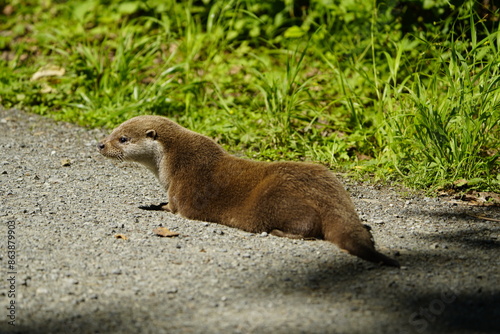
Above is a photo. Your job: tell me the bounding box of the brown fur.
[98,115,399,267]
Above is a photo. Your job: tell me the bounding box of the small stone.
[63,278,79,285]
[59,296,73,303]
[88,294,98,300]
[260,232,268,237]
[166,287,178,294]
[111,269,122,275]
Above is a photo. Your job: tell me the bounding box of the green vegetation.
[1,0,499,192]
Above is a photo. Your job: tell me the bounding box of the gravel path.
[1,108,499,334]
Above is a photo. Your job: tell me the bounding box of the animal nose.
[97,142,105,150]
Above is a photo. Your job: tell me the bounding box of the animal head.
[97,116,166,167]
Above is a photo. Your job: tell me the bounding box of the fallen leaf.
[60,158,71,167]
[153,227,180,237]
[355,152,373,161]
[449,191,500,207]
[30,65,66,81]
[40,83,57,94]
[114,234,128,240]
[453,179,468,188]
[3,5,14,16]
[468,215,500,222]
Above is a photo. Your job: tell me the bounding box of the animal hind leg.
[270,229,306,239]
[268,205,323,240]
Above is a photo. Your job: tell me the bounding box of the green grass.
[1,0,499,192]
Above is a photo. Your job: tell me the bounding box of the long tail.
[343,242,400,267]
[326,223,400,267]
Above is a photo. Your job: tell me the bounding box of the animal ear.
[146,129,157,139]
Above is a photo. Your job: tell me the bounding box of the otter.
[98,115,399,267]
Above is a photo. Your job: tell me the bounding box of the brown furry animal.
[98,115,399,267]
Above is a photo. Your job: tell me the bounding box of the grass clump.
[0,0,499,192]
[377,12,500,191]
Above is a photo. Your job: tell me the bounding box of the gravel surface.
[1,108,499,334]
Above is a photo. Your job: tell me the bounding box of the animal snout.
[97,142,105,150]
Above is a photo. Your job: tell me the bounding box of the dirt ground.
[1,108,499,334]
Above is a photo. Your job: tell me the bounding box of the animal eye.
[119,136,129,143]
